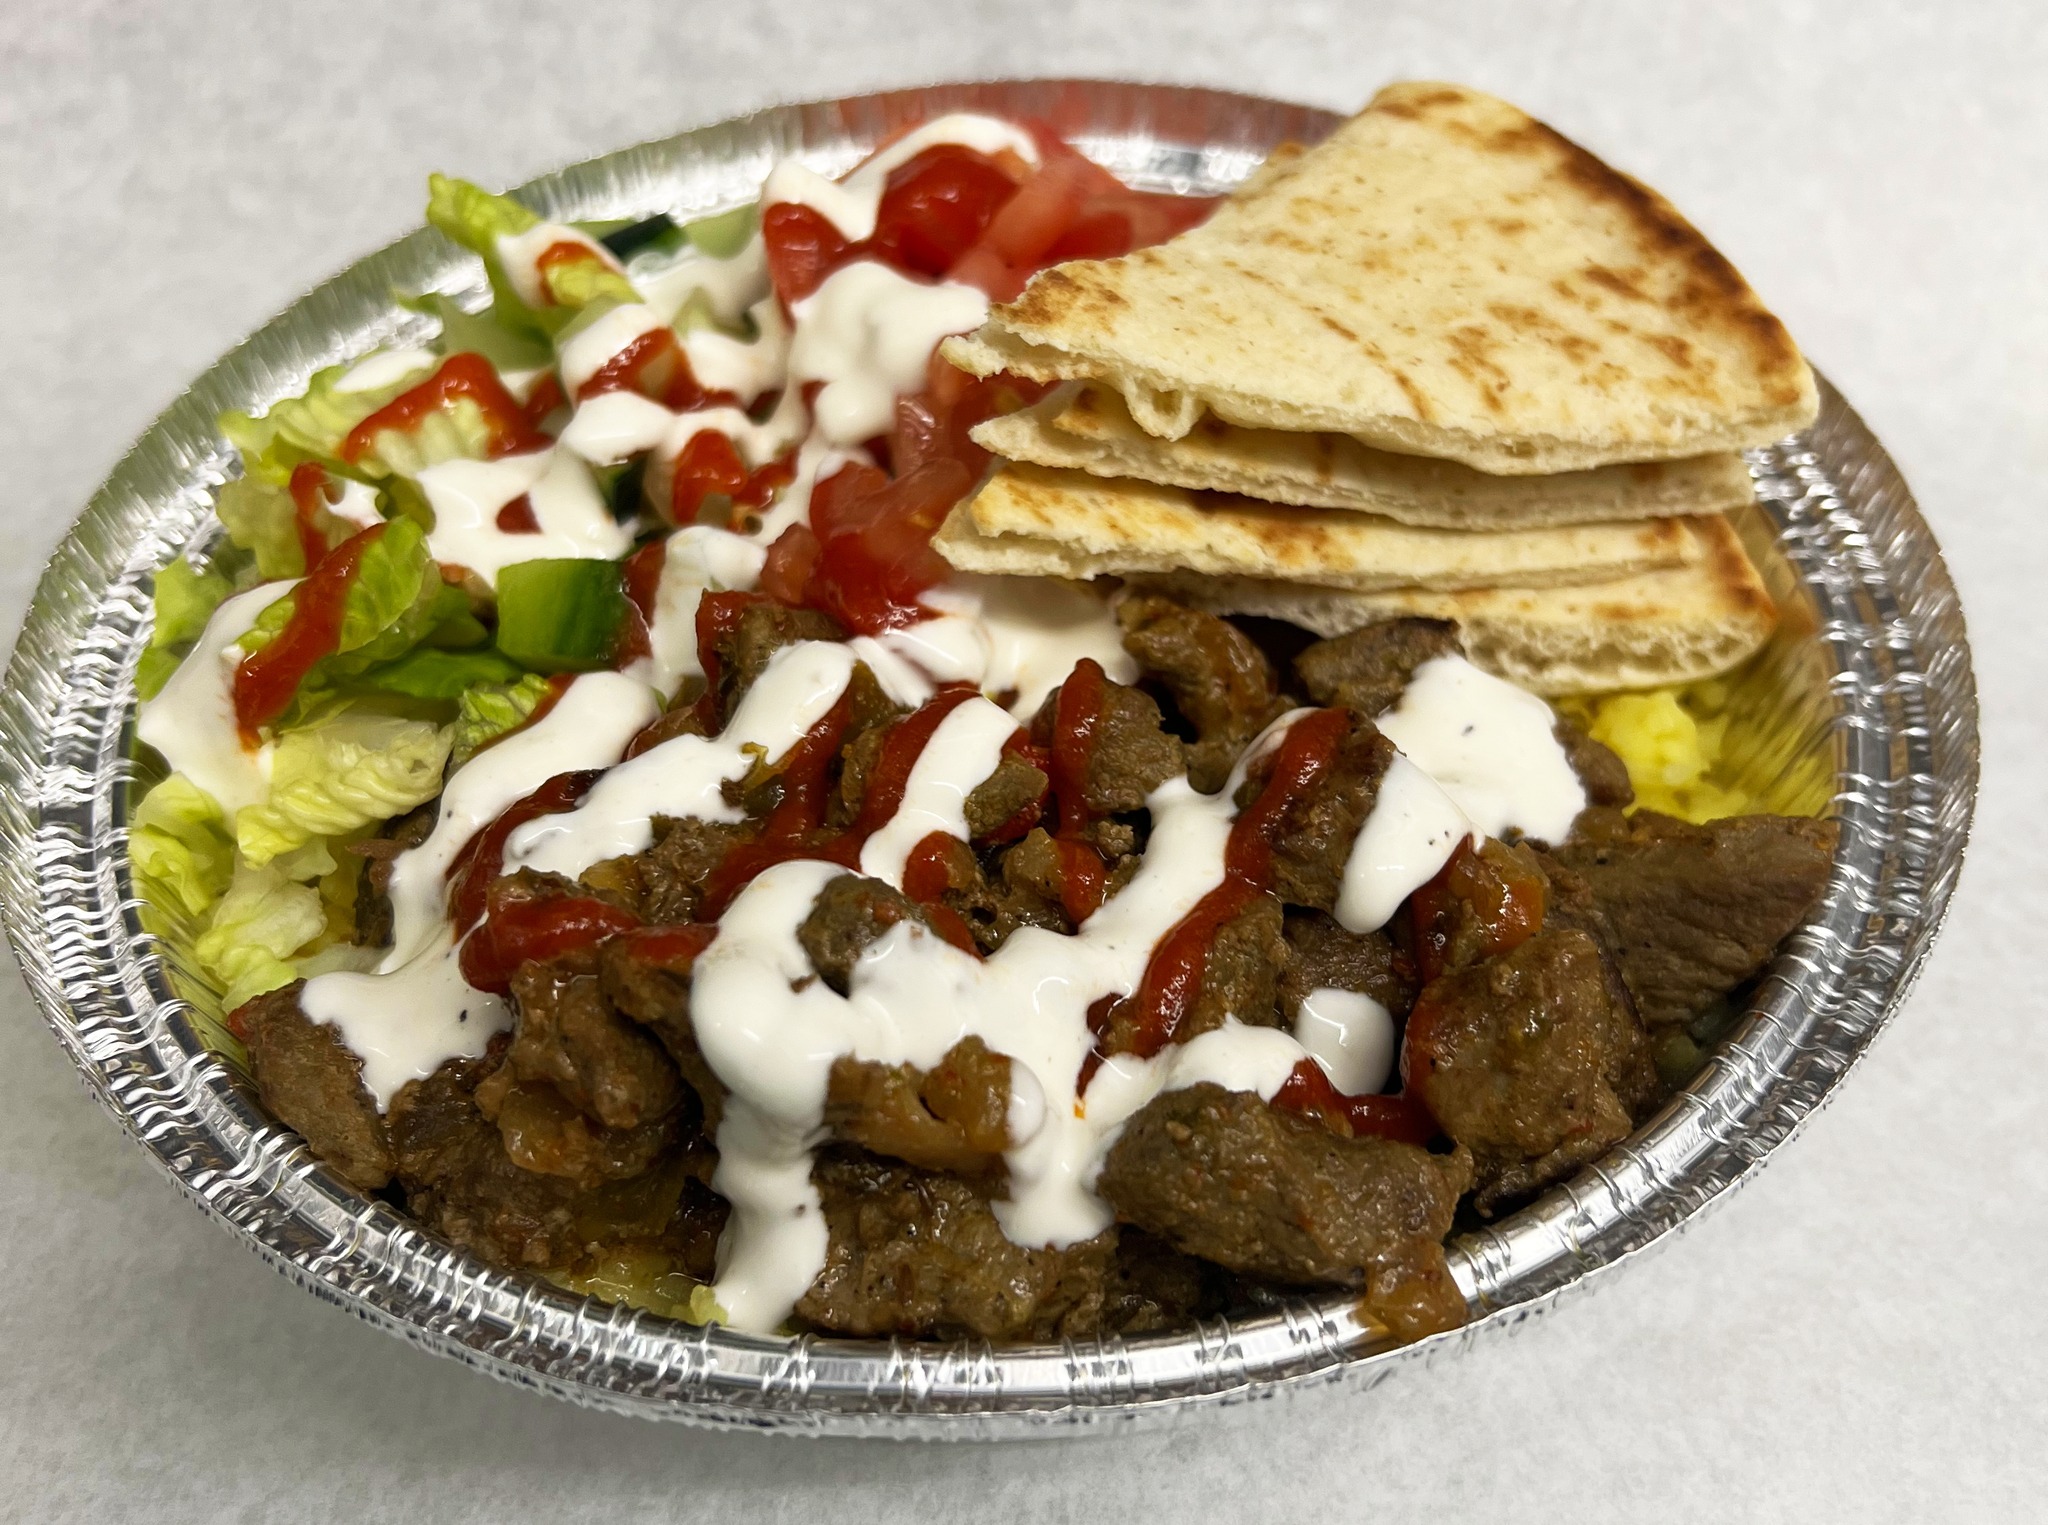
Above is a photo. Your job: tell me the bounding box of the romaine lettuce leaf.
[136,558,233,701]
[219,361,427,487]
[403,291,553,374]
[428,174,639,334]
[451,672,553,768]
[348,644,528,700]
[214,476,307,580]
[235,713,451,867]
[129,774,236,923]
[236,518,465,728]
[195,862,329,1009]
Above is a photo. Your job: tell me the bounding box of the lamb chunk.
[388,1058,687,1269]
[598,926,726,1130]
[501,958,684,1131]
[1547,808,1838,1028]
[1097,1084,1470,1341]
[1403,926,1659,1215]
[350,803,436,950]
[1293,617,1462,717]
[239,982,394,1191]
[797,873,930,995]
[1091,892,1287,1060]
[1552,717,1635,810]
[703,600,845,724]
[794,1149,1121,1341]
[1117,594,1289,793]
[471,1073,686,1187]
[1030,674,1184,814]
[962,751,1049,839]
[1279,909,1417,1021]
[1236,712,1396,912]
[825,1037,1013,1176]
[589,816,747,926]
[621,695,710,760]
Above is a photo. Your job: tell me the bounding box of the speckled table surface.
[2,2,2040,1519]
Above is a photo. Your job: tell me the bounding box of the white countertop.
[2,2,2040,1519]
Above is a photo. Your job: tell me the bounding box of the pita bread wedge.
[1124,517,1776,695]
[937,461,1700,592]
[973,383,1757,529]
[944,81,1817,473]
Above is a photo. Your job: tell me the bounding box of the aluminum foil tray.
[0,80,1979,1437]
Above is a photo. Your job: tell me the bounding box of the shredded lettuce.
[236,714,451,868]
[214,476,308,580]
[137,558,233,701]
[194,862,329,1010]
[129,775,236,922]
[237,518,461,725]
[404,291,553,374]
[451,673,554,768]
[684,203,758,259]
[219,362,425,487]
[348,644,528,700]
[428,174,639,335]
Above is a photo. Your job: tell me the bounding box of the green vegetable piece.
[685,203,758,258]
[137,558,233,699]
[494,558,629,673]
[355,645,529,700]
[451,673,554,768]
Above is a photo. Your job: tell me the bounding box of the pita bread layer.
[944,81,1817,474]
[940,461,1700,592]
[1123,517,1777,695]
[973,383,1758,530]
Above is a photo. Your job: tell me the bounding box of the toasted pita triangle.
[944,82,1816,474]
[1123,517,1777,694]
[973,383,1757,529]
[938,461,1700,592]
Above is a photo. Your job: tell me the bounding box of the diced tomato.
[805,459,970,634]
[759,523,822,605]
[869,145,1021,278]
[494,494,540,533]
[763,202,853,305]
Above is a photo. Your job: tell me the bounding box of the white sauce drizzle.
[788,263,989,446]
[635,231,770,327]
[1374,655,1585,843]
[325,477,386,531]
[760,114,1041,242]
[1335,753,1475,934]
[694,719,1322,1331]
[682,295,791,405]
[136,580,295,817]
[415,448,632,584]
[494,223,629,311]
[856,696,1016,885]
[1293,987,1397,1097]
[505,641,860,880]
[555,303,670,397]
[300,673,659,1108]
[637,526,767,698]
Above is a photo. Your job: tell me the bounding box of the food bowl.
[0,79,1978,1436]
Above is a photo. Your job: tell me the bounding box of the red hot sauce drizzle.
[338,352,550,465]
[696,683,981,922]
[231,522,387,744]
[1080,706,1438,1143]
[1046,657,1109,924]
